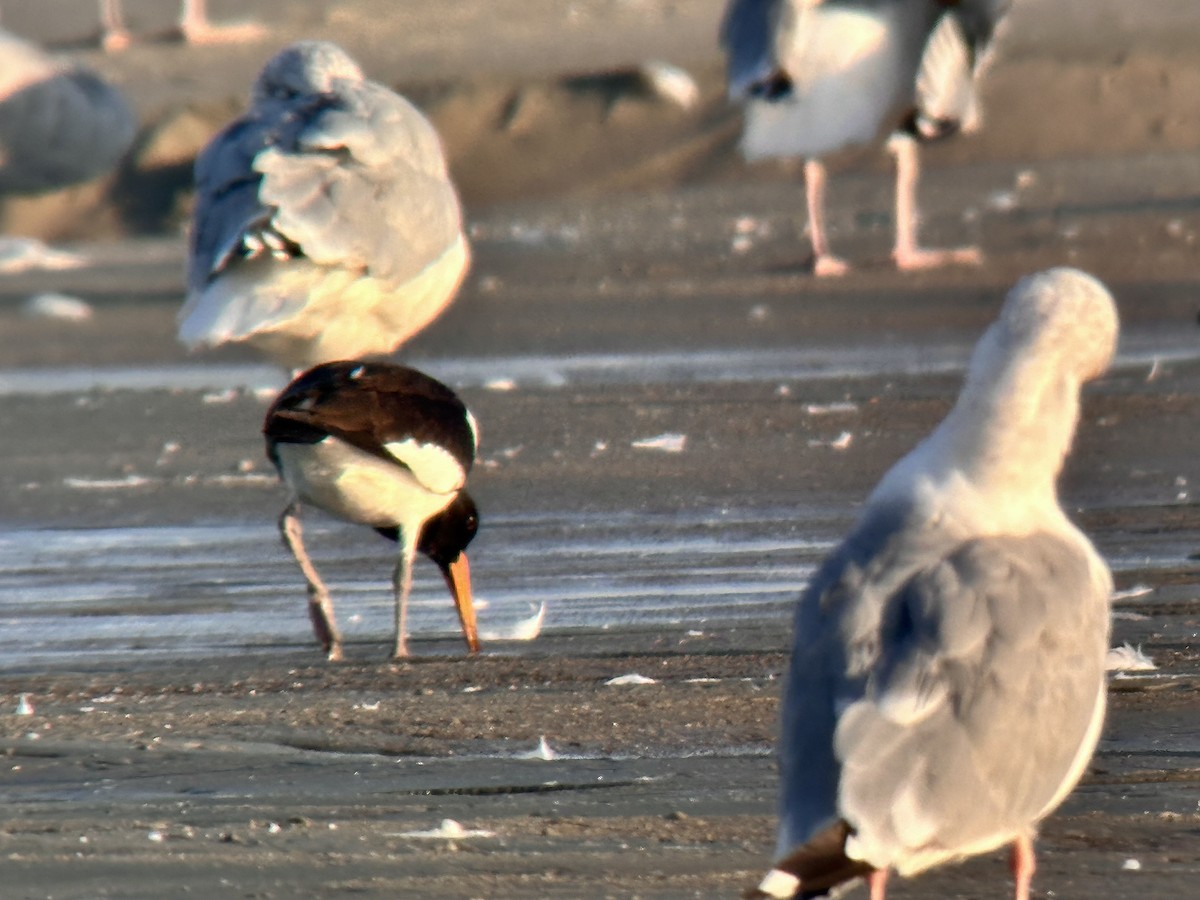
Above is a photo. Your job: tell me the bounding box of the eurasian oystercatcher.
[264,360,481,661]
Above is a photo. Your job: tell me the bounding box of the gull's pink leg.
[99,0,134,52]
[867,868,889,900]
[1010,834,1036,900]
[804,159,849,277]
[888,133,981,271]
[177,0,266,45]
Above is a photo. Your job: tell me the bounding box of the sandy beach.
[1,1,1199,897]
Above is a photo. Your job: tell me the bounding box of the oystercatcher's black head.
[377,491,481,655]
[375,491,479,566]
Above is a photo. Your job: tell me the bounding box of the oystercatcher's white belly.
[276,438,455,530]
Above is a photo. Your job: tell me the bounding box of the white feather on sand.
[1105,643,1157,672]
[631,433,687,453]
[605,673,658,686]
[389,819,495,840]
[23,293,93,322]
[480,602,546,642]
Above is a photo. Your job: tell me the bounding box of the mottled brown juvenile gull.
[751,268,1117,899]
[721,0,1011,275]
[180,41,469,370]
[0,27,135,194]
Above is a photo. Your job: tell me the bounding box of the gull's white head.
[883,268,1119,511]
[252,41,364,104]
[994,267,1119,384]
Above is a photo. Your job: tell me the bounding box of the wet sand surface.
[2,1,1200,898]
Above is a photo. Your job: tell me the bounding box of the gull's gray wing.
[776,500,916,862]
[258,80,462,283]
[952,0,1015,45]
[187,79,462,295]
[913,0,1014,135]
[185,93,318,294]
[720,0,784,98]
[779,507,1109,874]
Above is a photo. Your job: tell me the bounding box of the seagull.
[721,0,1011,275]
[264,360,481,661]
[0,26,135,194]
[0,1,263,53]
[181,41,469,371]
[750,268,1117,899]
[98,0,265,52]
